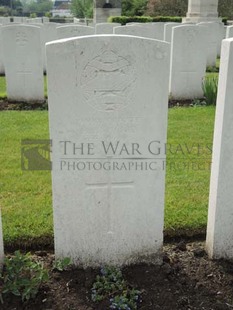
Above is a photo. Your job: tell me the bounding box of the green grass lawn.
[0,76,7,98]
[0,107,215,248]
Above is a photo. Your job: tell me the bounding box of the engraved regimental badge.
[81,48,136,112]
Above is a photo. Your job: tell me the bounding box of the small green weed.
[91,266,141,310]
[206,65,219,73]
[53,257,72,271]
[191,99,206,107]
[0,251,48,302]
[202,76,218,106]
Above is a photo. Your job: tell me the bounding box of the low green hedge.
[49,17,74,23]
[108,15,228,25]
[108,16,182,25]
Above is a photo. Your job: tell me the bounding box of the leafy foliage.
[122,0,148,16]
[91,266,141,310]
[71,0,93,18]
[146,0,187,16]
[53,257,72,271]
[22,0,53,15]
[0,251,49,302]
[202,76,218,106]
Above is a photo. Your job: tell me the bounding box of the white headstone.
[42,23,61,71]
[197,22,218,67]
[26,17,43,24]
[164,22,180,42]
[206,38,233,260]
[57,25,95,39]
[114,24,161,40]
[42,16,50,23]
[73,17,81,24]
[95,22,121,34]
[226,25,233,38]
[140,22,165,40]
[26,23,46,71]
[13,16,24,23]
[0,25,4,74]
[46,34,170,267]
[44,22,60,42]
[0,209,4,266]
[2,25,44,102]
[0,17,10,24]
[217,22,225,56]
[169,25,206,99]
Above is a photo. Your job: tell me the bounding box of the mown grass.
[0,112,53,248]
[165,106,215,236]
[0,107,215,248]
[0,76,7,98]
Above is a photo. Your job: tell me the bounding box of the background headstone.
[138,22,165,40]
[95,22,121,34]
[164,22,180,42]
[197,22,218,67]
[42,17,50,23]
[46,34,170,267]
[2,25,44,102]
[57,25,95,39]
[13,16,25,23]
[42,23,61,71]
[114,24,161,40]
[217,22,225,56]
[206,38,233,260]
[226,25,233,38]
[0,17,10,24]
[169,24,206,99]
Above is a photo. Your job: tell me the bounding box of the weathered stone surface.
[226,25,233,38]
[164,22,180,42]
[95,22,121,34]
[206,38,233,260]
[57,25,95,39]
[46,35,170,267]
[169,25,206,99]
[183,0,220,23]
[2,25,44,102]
[114,24,163,40]
[197,22,218,67]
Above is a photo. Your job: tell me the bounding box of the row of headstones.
[0,16,50,24]
[1,21,232,102]
[1,34,233,266]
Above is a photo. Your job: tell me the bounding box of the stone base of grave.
[182,15,221,23]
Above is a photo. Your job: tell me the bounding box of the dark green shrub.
[108,15,182,25]
[109,15,227,25]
